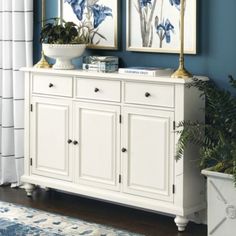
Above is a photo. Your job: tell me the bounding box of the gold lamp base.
[171,66,193,79]
[34,51,51,69]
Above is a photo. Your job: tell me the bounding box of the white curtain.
[0,0,33,186]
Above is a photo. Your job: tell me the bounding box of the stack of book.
[118,67,174,77]
[82,56,119,73]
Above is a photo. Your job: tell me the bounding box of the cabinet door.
[122,107,174,202]
[74,102,121,191]
[30,97,73,181]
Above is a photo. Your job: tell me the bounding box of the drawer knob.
[67,139,72,144]
[49,83,54,88]
[145,92,151,97]
[73,140,78,145]
[94,88,99,93]
[121,148,127,153]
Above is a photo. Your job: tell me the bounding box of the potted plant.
[176,75,236,236]
[40,18,105,70]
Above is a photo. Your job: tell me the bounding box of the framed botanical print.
[126,0,197,54]
[61,0,118,50]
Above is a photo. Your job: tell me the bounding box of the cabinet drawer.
[76,78,121,102]
[124,82,174,108]
[32,75,73,97]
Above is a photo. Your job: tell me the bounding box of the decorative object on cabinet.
[82,56,119,73]
[40,18,93,70]
[43,43,86,70]
[171,0,193,79]
[21,67,208,232]
[176,76,236,236]
[34,0,51,69]
[62,0,118,50]
[126,0,196,54]
[118,67,173,77]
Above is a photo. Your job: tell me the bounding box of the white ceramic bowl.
[43,44,86,70]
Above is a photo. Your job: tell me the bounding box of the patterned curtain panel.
[0,0,33,186]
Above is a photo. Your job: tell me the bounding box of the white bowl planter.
[43,44,86,70]
[202,169,236,236]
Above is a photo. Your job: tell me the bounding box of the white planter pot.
[43,44,86,70]
[202,169,236,236]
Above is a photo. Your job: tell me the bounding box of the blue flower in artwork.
[169,0,180,10]
[156,19,174,43]
[90,4,113,28]
[140,0,152,8]
[64,0,86,21]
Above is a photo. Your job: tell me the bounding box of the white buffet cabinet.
[21,68,207,231]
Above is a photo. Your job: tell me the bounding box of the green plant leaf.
[176,76,236,187]
[40,18,106,45]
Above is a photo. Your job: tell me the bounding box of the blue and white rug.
[0,201,142,236]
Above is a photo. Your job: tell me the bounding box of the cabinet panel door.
[31,97,73,181]
[122,107,174,202]
[75,102,121,191]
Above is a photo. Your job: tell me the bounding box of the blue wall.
[34,0,59,64]
[34,0,236,89]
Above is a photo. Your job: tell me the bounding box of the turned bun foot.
[174,215,189,232]
[24,183,35,197]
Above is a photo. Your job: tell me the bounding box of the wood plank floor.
[0,186,207,236]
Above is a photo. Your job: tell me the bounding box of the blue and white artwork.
[63,0,118,49]
[127,0,197,54]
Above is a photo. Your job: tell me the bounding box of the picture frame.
[126,0,197,54]
[60,0,118,50]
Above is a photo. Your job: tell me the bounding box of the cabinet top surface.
[21,67,208,84]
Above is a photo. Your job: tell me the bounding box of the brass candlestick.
[171,0,192,79]
[34,0,51,68]
[59,0,63,24]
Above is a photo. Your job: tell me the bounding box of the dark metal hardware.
[49,83,54,88]
[119,174,122,183]
[30,158,33,166]
[121,148,127,153]
[73,140,78,145]
[67,139,72,144]
[94,88,99,93]
[173,121,176,131]
[145,92,151,97]
[172,185,175,194]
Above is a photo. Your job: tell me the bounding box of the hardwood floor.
[0,186,207,236]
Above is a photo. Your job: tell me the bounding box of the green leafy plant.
[40,18,106,44]
[176,75,236,184]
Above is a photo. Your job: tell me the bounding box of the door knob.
[73,140,78,145]
[49,83,54,88]
[121,148,127,153]
[145,92,151,97]
[67,139,72,144]
[94,88,99,93]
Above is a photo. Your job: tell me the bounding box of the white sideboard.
[21,68,207,231]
